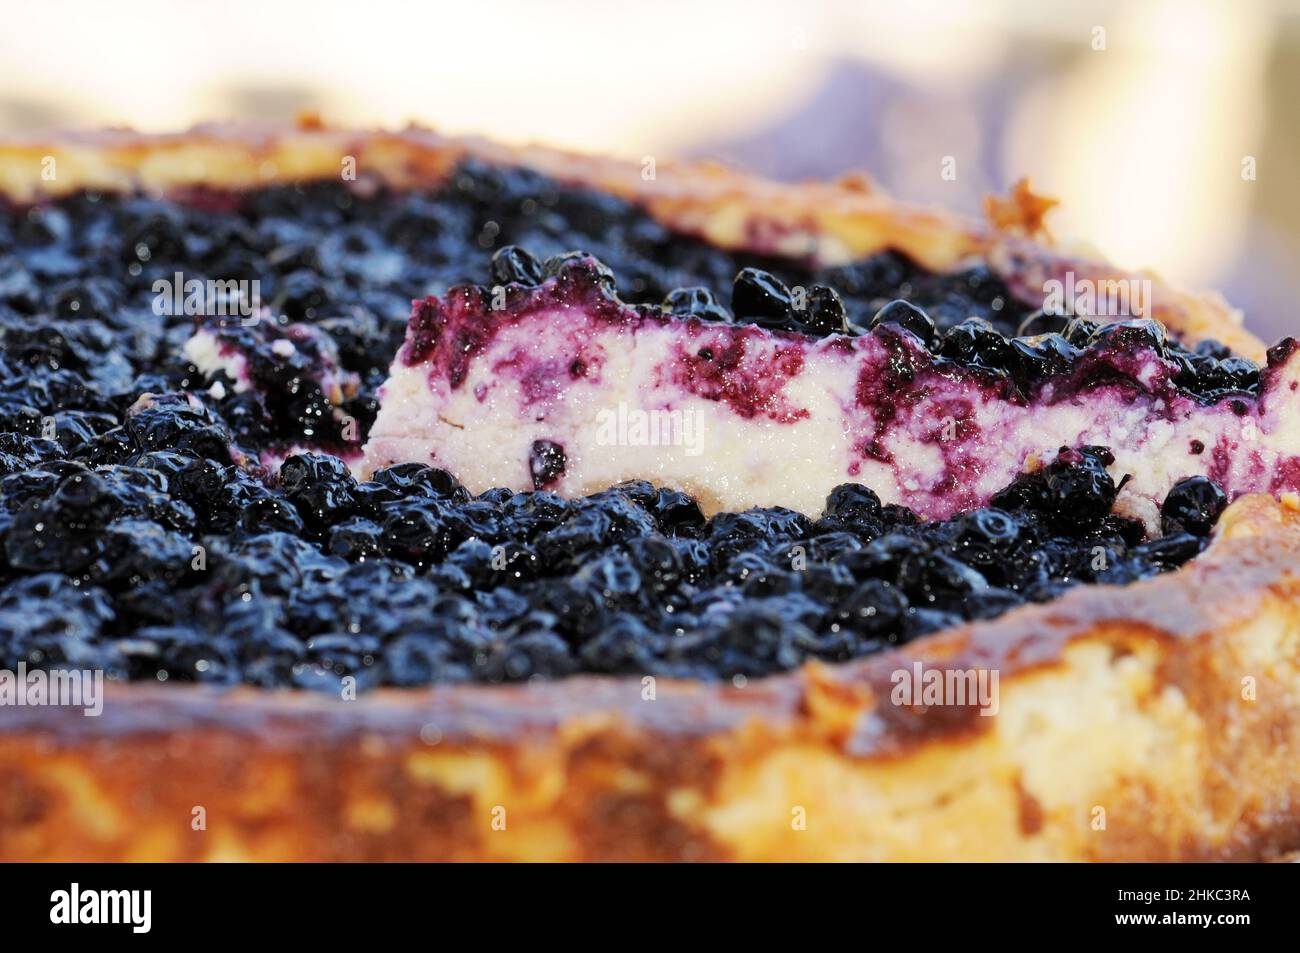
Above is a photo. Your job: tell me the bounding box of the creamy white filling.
[183,328,251,392]
[362,310,1300,523]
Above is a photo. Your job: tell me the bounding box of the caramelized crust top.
[0,118,1263,359]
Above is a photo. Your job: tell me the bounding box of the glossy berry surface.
[662,286,731,323]
[870,299,938,347]
[0,165,1227,690]
[1161,475,1228,537]
[731,267,793,326]
[529,440,567,490]
[800,285,849,336]
[489,244,545,286]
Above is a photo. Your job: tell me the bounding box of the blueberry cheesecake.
[1,121,1299,862]
[363,251,1300,529]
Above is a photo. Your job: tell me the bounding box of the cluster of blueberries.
[472,246,1265,409]
[0,442,1224,687]
[0,162,1231,687]
[661,264,1262,404]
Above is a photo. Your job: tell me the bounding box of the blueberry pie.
[1,121,1299,861]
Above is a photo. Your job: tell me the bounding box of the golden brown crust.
[0,118,1263,359]
[2,494,1299,861]
[0,121,1291,861]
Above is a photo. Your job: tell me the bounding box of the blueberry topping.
[869,299,938,346]
[1010,333,1080,385]
[1217,357,1261,391]
[489,245,545,286]
[1061,317,1102,347]
[837,579,908,636]
[799,285,849,336]
[1088,318,1167,355]
[1042,447,1117,530]
[540,250,614,289]
[0,163,1233,690]
[662,286,731,323]
[529,440,567,490]
[1266,338,1297,367]
[991,446,1118,533]
[825,483,883,523]
[1132,532,1206,568]
[1166,347,1261,401]
[1161,476,1227,537]
[372,462,468,500]
[948,507,1021,571]
[1016,310,1068,338]
[938,317,1013,370]
[732,267,793,326]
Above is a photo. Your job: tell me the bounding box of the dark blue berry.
[1088,318,1167,355]
[824,483,882,523]
[489,245,545,285]
[869,299,937,347]
[1161,476,1227,537]
[799,285,848,336]
[663,286,732,322]
[1042,447,1117,530]
[529,440,566,490]
[732,268,792,325]
[1132,532,1205,568]
[948,507,1021,571]
[938,317,1012,370]
[1016,310,1069,338]
[1010,333,1080,386]
[1061,317,1101,347]
[837,579,908,635]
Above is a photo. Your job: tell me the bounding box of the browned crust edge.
[0,122,1292,860]
[0,118,1263,360]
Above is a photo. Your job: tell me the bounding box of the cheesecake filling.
[364,255,1300,529]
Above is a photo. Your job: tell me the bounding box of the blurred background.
[0,0,1296,339]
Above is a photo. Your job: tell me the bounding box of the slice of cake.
[363,251,1300,528]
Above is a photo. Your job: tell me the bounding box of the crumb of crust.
[799,661,874,744]
[834,172,877,195]
[984,178,1058,239]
